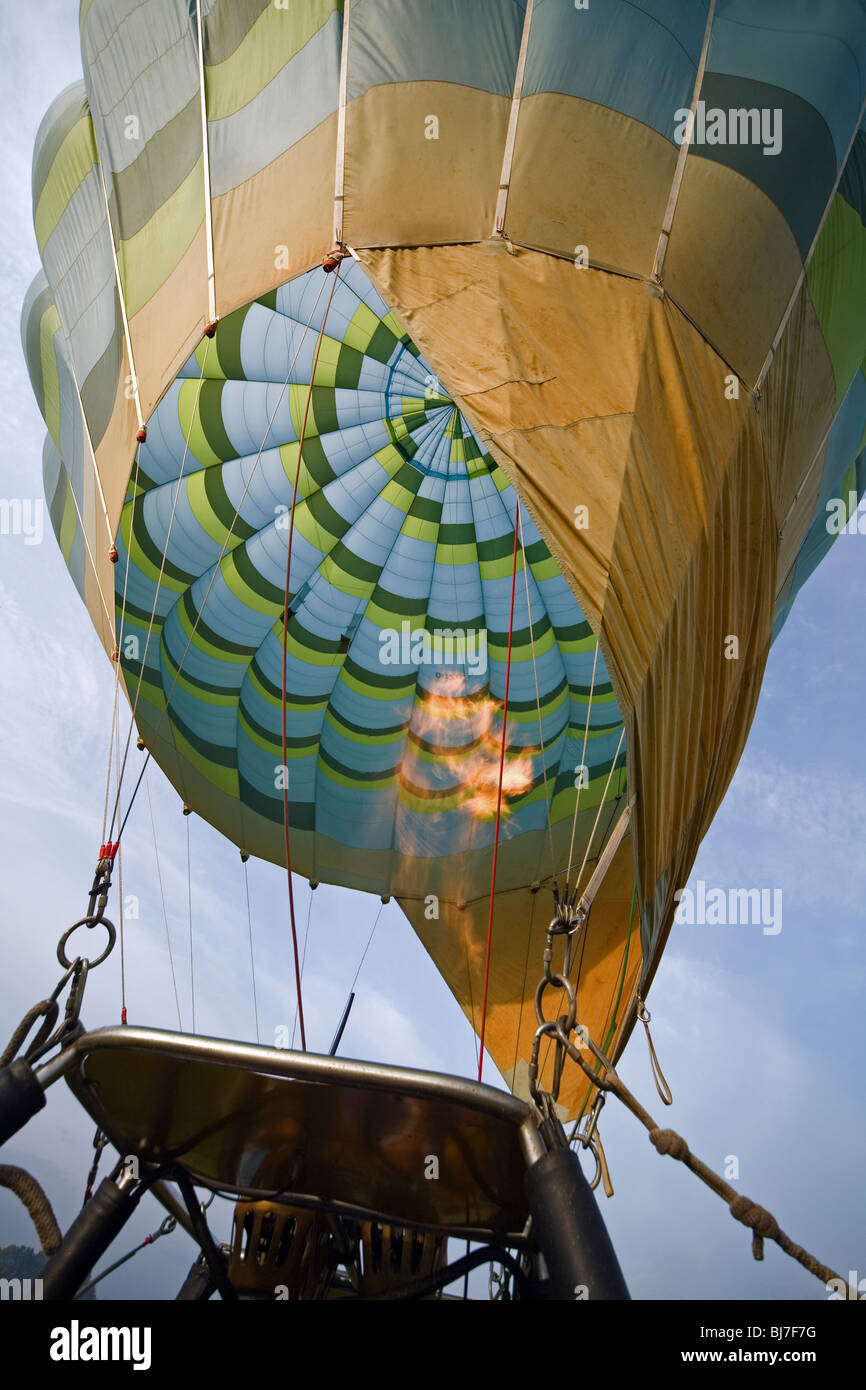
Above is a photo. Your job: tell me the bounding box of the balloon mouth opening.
[111,258,628,878]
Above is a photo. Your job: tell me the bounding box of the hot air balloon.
[6,0,866,1300]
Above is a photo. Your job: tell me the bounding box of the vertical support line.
[651,0,715,284]
[114,708,126,1022]
[333,0,351,247]
[756,87,866,392]
[107,344,212,845]
[187,812,195,1034]
[566,643,598,893]
[243,858,260,1045]
[146,768,183,1032]
[105,451,140,835]
[97,161,144,433]
[518,504,556,884]
[63,348,114,549]
[477,498,520,1083]
[493,0,534,237]
[57,459,115,635]
[281,266,342,1053]
[195,0,217,326]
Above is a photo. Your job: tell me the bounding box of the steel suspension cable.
[160,278,329,719]
[477,498,520,1083]
[243,857,260,1044]
[537,727,627,1081]
[145,767,183,1031]
[187,813,195,1033]
[351,900,384,994]
[565,642,598,893]
[562,726,626,894]
[291,891,314,1050]
[75,1217,176,1299]
[102,453,141,845]
[108,343,213,842]
[508,506,552,1087]
[517,505,557,887]
[114,706,127,1022]
[106,279,330,852]
[509,887,538,1084]
[280,264,343,1053]
[327,898,385,1058]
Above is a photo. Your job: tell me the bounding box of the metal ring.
[57,916,116,970]
[534,971,577,1033]
[547,914,572,936]
[574,1134,602,1191]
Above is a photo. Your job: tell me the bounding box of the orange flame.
[412,672,533,820]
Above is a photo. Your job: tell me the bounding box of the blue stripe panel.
[209,14,343,196]
[693,71,837,257]
[839,124,866,224]
[347,0,526,101]
[709,0,866,166]
[524,0,709,142]
[113,258,625,864]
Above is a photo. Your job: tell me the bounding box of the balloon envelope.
[22,0,866,1113]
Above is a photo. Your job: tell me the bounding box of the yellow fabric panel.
[79,428,99,626]
[129,227,209,438]
[605,300,772,903]
[626,419,774,977]
[212,115,336,321]
[82,528,116,660]
[400,828,640,1122]
[118,157,205,319]
[662,158,804,386]
[102,156,361,557]
[505,92,676,275]
[73,229,212,626]
[359,242,776,986]
[342,84,509,248]
[34,114,98,253]
[92,343,138,574]
[205,0,337,121]
[39,310,63,450]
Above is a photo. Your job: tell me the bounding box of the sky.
[0,1,864,1302]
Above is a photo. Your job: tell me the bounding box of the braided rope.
[0,1166,61,1254]
[555,1021,861,1297]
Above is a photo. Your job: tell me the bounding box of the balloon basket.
[5,1025,629,1300]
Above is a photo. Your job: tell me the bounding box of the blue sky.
[0,1,863,1301]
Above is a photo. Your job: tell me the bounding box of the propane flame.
[412,672,533,820]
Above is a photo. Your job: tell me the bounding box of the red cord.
[280,266,342,1052]
[477,500,521,1083]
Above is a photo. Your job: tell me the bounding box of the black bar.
[176,1256,217,1301]
[524,1146,630,1300]
[0,1059,46,1146]
[171,1168,237,1301]
[329,992,355,1056]
[11,1298,859,1370]
[40,1176,144,1300]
